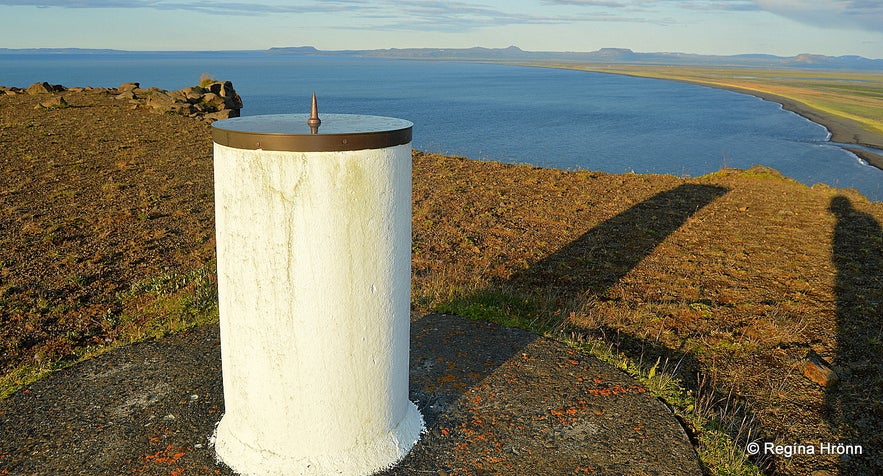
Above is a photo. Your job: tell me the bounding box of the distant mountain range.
[267,46,883,70]
[3,46,881,70]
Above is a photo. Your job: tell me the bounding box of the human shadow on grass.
[828,195,883,475]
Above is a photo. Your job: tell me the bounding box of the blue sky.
[0,1,881,58]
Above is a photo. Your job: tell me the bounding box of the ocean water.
[2,52,881,200]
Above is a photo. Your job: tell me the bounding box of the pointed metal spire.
[307,92,321,134]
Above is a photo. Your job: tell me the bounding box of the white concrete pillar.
[210,111,423,475]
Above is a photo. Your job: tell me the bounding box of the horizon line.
[1,45,882,61]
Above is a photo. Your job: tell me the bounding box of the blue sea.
[2,51,881,201]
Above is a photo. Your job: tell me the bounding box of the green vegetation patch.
[0,264,218,400]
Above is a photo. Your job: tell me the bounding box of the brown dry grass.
[1,88,881,475]
[0,90,218,386]
[410,154,882,475]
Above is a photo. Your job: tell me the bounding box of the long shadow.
[0,182,731,475]
[513,183,729,294]
[827,196,883,475]
[509,183,729,363]
[409,184,728,422]
[393,183,730,473]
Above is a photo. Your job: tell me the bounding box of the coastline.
[843,147,883,171]
[694,84,883,171]
[518,62,883,172]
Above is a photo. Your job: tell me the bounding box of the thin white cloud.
[543,0,883,32]
[543,0,633,6]
[753,0,883,32]
[0,0,365,15]
[546,0,883,31]
[0,0,677,29]
[16,0,879,35]
[544,0,759,10]
[381,1,587,31]
[369,0,673,32]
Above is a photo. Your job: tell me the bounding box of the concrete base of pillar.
[213,402,423,476]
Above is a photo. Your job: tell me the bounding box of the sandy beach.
[701,85,883,170]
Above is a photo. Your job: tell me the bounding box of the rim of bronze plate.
[212,113,413,152]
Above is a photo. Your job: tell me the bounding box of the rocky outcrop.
[803,350,840,387]
[2,83,79,97]
[119,80,243,120]
[116,80,242,120]
[35,95,69,109]
[2,80,242,121]
[26,82,55,94]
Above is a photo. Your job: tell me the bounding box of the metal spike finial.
[307,92,321,134]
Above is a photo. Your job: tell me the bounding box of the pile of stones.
[2,80,243,121]
[114,81,243,120]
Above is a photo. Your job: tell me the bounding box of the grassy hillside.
[2,87,881,475]
[410,153,881,475]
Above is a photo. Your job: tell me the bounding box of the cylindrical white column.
[210,113,423,475]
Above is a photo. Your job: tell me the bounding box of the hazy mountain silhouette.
[4,46,881,70]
